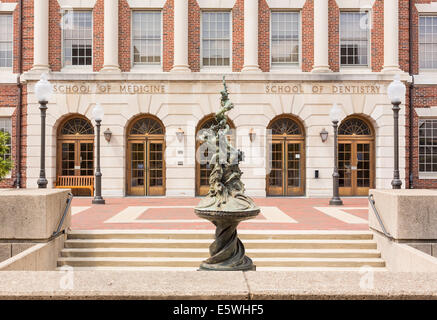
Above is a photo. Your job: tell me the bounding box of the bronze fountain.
[195,77,260,271]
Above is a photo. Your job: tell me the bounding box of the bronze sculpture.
[195,77,260,271]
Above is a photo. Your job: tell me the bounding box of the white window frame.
[0,12,14,73]
[269,10,302,71]
[418,118,437,178]
[418,14,437,73]
[339,10,371,71]
[200,10,232,72]
[61,9,94,72]
[130,10,163,72]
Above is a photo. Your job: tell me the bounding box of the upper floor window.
[0,118,11,161]
[340,11,369,67]
[419,119,437,172]
[132,11,162,65]
[271,12,300,65]
[0,14,13,68]
[202,12,231,67]
[419,16,437,70]
[62,10,92,67]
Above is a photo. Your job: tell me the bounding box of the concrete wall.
[0,234,65,271]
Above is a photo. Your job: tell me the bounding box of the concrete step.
[57,266,388,272]
[64,239,377,250]
[60,248,381,259]
[67,230,374,241]
[57,257,386,268]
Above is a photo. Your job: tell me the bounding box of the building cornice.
[21,71,412,83]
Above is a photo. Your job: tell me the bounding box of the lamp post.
[35,73,53,189]
[92,103,105,204]
[387,74,406,189]
[329,103,343,206]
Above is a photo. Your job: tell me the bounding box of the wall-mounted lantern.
[320,128,329,143]
[176,128,185,143]
[249,128,256,143]
[104,128,112,143]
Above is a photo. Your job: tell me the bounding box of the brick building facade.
[0,0,436,197]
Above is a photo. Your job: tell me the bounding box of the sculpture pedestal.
[195,209,259,271]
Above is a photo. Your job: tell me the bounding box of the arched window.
[339,118,372,136]
[130,117,164,135]
[269,117,302,136]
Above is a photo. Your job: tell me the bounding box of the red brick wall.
[232,0,244,72]
[49,0,62,71]
[258,0,270,72]
[188,0,200,71]
[119,0,131,72]
[408,1,437,188]
[93,0,104,72]
[0,1,27,188]
[301,0,314,72]
[328,0,339,72]
[162,0,174,71]
[371,0,384,72]
[399,0,410,73]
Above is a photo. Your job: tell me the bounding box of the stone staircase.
[57,230,386,271]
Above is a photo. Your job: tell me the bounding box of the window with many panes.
[340,11,369,66]
[62,10,92,66]
[202,12,231,67]
[419,16,437,70]
[132,11,162,65]
[419,119,437,172]
[271,12,300,65]
[0,118,11,161]
[0,14,13,68]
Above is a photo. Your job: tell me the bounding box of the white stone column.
[382,0,400,72]
[101,0,120,72]
[312,0,331,73]
[171,0,190,72]
[242,0,261,72]
[32,0,50,71]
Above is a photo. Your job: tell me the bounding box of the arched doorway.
[338,116,375,196]
[126,115,165,196]
[195,115,235,196]
[57,116,94,196]
[267,115,305,196]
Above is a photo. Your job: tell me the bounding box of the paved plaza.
[71,197,369,231]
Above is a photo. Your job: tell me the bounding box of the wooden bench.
[55,176,94,196]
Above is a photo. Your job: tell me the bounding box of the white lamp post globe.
[92,103,104,122]
[329,103,342,123]
[387,74,406,104]
[35,73,53,102]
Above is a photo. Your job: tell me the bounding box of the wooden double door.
[58,140,94,177]
[267,139,305,196]
[338,139,374,196]
[127,138,165,196]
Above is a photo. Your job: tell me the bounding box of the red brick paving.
[71,197,369,231]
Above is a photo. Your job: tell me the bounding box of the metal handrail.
[368,194,393,240]
[52,192,73,239]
